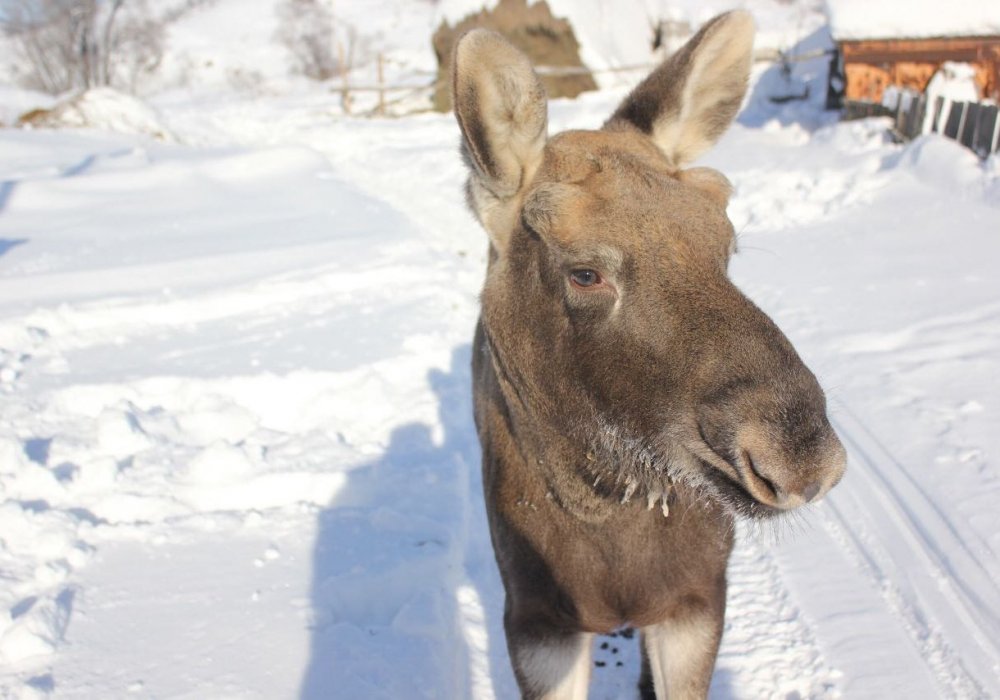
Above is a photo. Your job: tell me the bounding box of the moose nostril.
[742,450,779,500]
[802,481,822,503]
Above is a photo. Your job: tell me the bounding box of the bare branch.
[1,0,164,94]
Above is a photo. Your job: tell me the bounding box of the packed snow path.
[1,91,999,699]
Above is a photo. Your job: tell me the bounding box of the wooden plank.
[894,95,908,133]
[842,100,893,121]
[930,96,945,133]
[960,102,981,149]
[943,101,965,139]
[993,109,1000,153]
[904,94,927,139]
[973,105,998,156]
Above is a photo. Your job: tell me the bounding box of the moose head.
[455,13,845,522]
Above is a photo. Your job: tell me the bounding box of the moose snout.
[731,422,847,510]
[690,292,849,512]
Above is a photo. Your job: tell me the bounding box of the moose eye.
[569,269,602,289]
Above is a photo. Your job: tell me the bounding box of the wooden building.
[826,0,1000,104]
[837,36,1000,103]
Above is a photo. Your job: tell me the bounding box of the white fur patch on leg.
[516,633,593,700]
[643,615,719,699]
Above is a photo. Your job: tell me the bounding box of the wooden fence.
[341,48,800,118]
[845,95,1000,158]
[335,58,661,117]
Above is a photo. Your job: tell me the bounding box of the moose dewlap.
[452,11,847,700]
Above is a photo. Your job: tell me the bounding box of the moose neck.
[480,320,683,524]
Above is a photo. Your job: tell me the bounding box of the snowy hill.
[2,1,1000,699]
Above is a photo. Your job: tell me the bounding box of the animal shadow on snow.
[1,150,110,248]
[0,237,27,258]
[0,180,15,213]
[1,180,26,252]
[299,344,519,698]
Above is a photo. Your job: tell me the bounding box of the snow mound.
[891,134,997,200]
[18,88,174,141]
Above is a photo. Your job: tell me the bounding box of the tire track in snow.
[823,404,999,698]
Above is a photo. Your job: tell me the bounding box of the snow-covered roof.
[826,0,1000,40]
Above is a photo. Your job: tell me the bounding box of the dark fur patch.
[604,14,726,136]
[455,81,502,185]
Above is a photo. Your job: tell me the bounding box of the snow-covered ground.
[2,2,1000,699]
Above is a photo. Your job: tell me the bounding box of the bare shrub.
[1,0,164,94]
[107,3,164,92]
[276,0,337,80]
[275,0,362,82]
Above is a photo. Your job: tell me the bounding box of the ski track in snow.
[824,405,999,698]
[2,89,999,697]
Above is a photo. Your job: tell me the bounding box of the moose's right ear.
[604,11,754,168]
[452,29,547,245]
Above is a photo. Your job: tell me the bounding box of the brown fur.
[454,12,846,699]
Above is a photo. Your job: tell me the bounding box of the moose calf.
[453,11,846,699]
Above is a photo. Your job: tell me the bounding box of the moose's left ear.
[452,29,548,251]
[604,11,754,168]
[452,29,547,201]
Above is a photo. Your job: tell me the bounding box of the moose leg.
[505,622,593,700]
[638,642,656,700]
[639,603,724,699]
